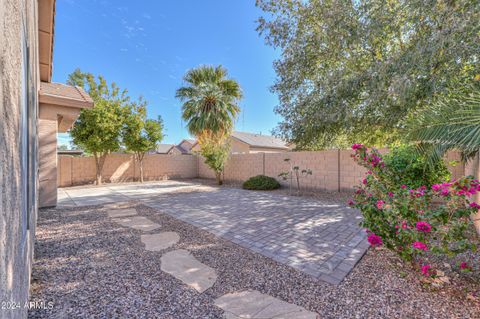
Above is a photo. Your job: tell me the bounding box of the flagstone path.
[106,204,318,317]
[141,232,180,251]
[215,290,318,319]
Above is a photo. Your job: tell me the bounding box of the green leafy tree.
[256,0,480,149]
[199,135,231,185]
[176,65,242,184]
[123,98,164,183]
[68,69,129,185]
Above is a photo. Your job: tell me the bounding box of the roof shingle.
[231,131,290,149]
[39,82,94,107]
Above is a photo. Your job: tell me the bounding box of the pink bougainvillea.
[367,233,383,247]
[376,200,385,209]
[349,144,478,278]
[421,264,432,276]
[412,241,428,251]
[470,202,480,209]
[415,222,431,233]
[460,262,471,271]
[352,143,364,150]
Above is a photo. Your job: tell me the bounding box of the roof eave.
[39,92,93,109]
[38,0,56,82]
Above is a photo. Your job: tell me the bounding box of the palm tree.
[176,65,242,184]
[407,84,480,233]
[176,65,242,137]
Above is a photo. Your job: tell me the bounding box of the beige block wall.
[58,154,198,187]
[198,149,467,191]
[264,151,340,190]
[62,149,468,191]
[444,151,465,180]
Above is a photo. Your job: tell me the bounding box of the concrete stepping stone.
[141,232,180,251]
[113,216,160,232]
[160,249,217,293]
[215,290,318,319]
[107,208,138,218]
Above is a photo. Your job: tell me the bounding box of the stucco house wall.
[0,0,39,317]
[230,138,250,153]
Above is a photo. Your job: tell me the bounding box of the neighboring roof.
[231,131,290,150]
[57,150,84,156]
[39,82,94,108]
[175,139,196,154]
[155,144,176,154]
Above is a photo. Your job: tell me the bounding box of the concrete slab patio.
[58,180,368,284]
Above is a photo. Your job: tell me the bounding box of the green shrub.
[243,175,280,190]
[382,145,450,189]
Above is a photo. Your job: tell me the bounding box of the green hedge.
[242,175,280,190]
[382,145,451,189]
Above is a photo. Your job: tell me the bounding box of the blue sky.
[55,0,280,146]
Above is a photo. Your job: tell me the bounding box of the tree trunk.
[295,171,300,193]
[138,153,145,183]
[471,152,480,235]
[215,171,223,185]
[93,152,106,185]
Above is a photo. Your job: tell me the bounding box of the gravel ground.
[30,201,479,319]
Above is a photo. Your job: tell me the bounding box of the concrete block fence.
[58,154,198,187]
[59,150,466,191]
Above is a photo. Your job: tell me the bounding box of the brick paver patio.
[58,180,368,284]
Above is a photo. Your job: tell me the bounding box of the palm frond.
[407,84,480,165]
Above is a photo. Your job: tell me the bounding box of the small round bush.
[242,175,280,190]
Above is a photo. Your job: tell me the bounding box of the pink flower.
[467,187,477,196]
[470,202,480,209]
[388,192,394,197]
[412,241,428,251]
[440,188,449,196]
[362,178,368,185]
[376,200,385,209]
[347,199,355,206]
[415,222,431,233]
[421,264,431,276]
[401,220,408,229]
[460,262,471,270]
[401,185,407,189]
[369,155,382,167]
[367,234,383,247]
[352,143,364,150]
[432,184,442,191]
